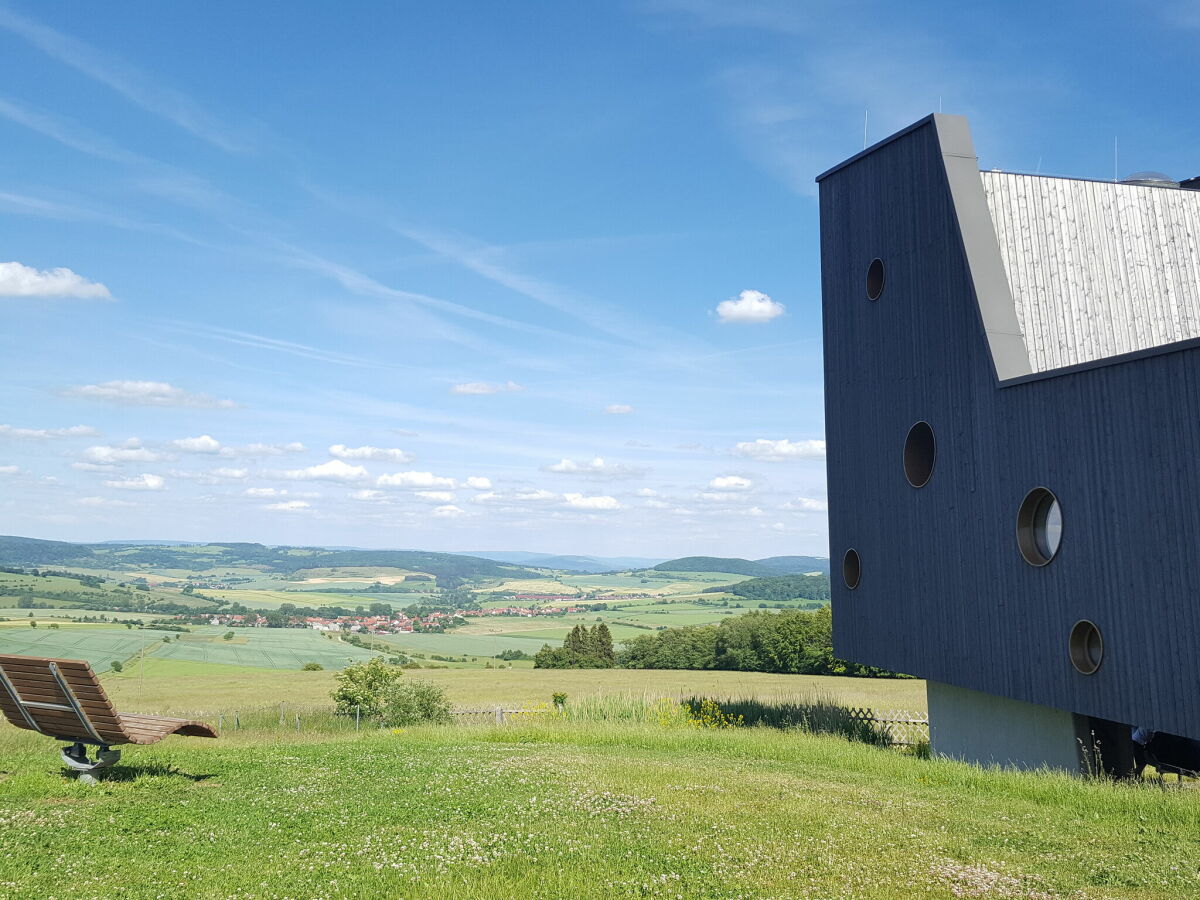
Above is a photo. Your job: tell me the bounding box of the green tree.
[331,657,404,717]
[222,631,235,641]
[301,662,324,671]
[379,679,451,726]
[109,660,123,673]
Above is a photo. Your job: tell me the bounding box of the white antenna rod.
[863,110,869,149]
[1114,137,1119,182]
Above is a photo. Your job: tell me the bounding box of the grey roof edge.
[933,115,1033,382]
[814,114,937,182]
[999,333,1200,388]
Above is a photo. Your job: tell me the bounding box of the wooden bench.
[0,654,218,780]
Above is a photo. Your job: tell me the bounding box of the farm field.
[0,718,1194,898]
[150,626,381,670]
[0,608,166,623]
[98,663,929,716]
[0,622,165,671]
[372,630,553,659]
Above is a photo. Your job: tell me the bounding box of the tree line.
[534,624,616,668]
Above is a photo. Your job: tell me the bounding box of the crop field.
[0,608,165,623]
[373,631,553,659]
[0,622,163,671]
[149,627,381,670]
[0,714,1196,898]
[96,662,929,717]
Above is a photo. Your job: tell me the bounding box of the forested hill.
[703,573,831,604]
[652,557,774,576]
[0,536,540,580]
[0,535,94,566]
[652,556,830,576]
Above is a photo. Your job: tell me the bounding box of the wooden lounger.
[0,654,218,779]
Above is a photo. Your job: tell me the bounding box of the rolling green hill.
[0,535,92,567]
[755,555,830,575]
[703,573,831,604]
[651,557,774,576]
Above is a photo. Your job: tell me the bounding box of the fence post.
[235,712,240,730]
[355,705,361,731]
[279,701,286,726]
[218,714,224,730]
[295,714,301,732]
[495,706,503,725]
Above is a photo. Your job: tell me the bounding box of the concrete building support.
[927,681,1084,772]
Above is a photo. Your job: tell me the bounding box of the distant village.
[204,602,598,635]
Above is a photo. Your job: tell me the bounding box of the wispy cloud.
[732,438,825,461]
[0,423,96,439]
[0,261,111,299]
[543,457,645,479]
[0,6,259,152]
[64,380,239,409]
[604,404,634,414]
[450,380,524,395]
[563,492,621,510]
[104,473,165,491]
[329,444,414,462]
[279,460,369,483]
[708,475,753,491]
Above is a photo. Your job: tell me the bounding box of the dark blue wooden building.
[818,115,1200,771]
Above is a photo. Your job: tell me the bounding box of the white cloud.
[432,504,466,518]
[0,465,19,476]
[104,473,165,491]
[0,261,111,299]
[171,434,224,453]
[266,500,310,512]
[605,404,634,415]
[514,489,557,502]
[709,474,753,491]
[471,491,501,504]
[450,380,524,395]
[644,498,669,509]
[543,457,644,479]
[78,496,134,507]
[349,489,386,501]
[416,490,456,502]
[72,462,114,472]
[636,488,658,497]
[65,380,238,408]
[376,470,456,489]
[245,487,283,497]
[0,423,96,439]
[83,441,162,465]
[464,476,491,489]
[280,459,369,483]
[210,467,248,480]
[732,438,826,461]
[329,444,414,462]
[715,289,785,323]
[786,497,829,512]
[563,492,621,510]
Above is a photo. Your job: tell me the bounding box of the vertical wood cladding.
[821,118,1200,739]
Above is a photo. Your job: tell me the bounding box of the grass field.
[0,717,1195,898]
[200,588,433,609]
[98,663,928,716]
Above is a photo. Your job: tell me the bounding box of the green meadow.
[0,715,1195,899]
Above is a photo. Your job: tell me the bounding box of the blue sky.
[1,1,1197,558]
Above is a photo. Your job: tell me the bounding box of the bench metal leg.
[61,742,121,781]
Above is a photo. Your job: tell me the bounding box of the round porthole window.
[1016,487,1062,566]
[842,548,861,590]
[1069,620,1103,675]
[866,258,885,300]
[903,421,936,488]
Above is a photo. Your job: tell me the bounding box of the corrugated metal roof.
[982,171,1200,373]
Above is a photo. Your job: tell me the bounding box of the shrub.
[380,679,451,727]
[222,631,234,641]
[109,660,123,673]
[301,662,324,671]
[331,656,404,717]
[552,692,567,709]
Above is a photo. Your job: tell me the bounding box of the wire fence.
[845,707,929,746]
